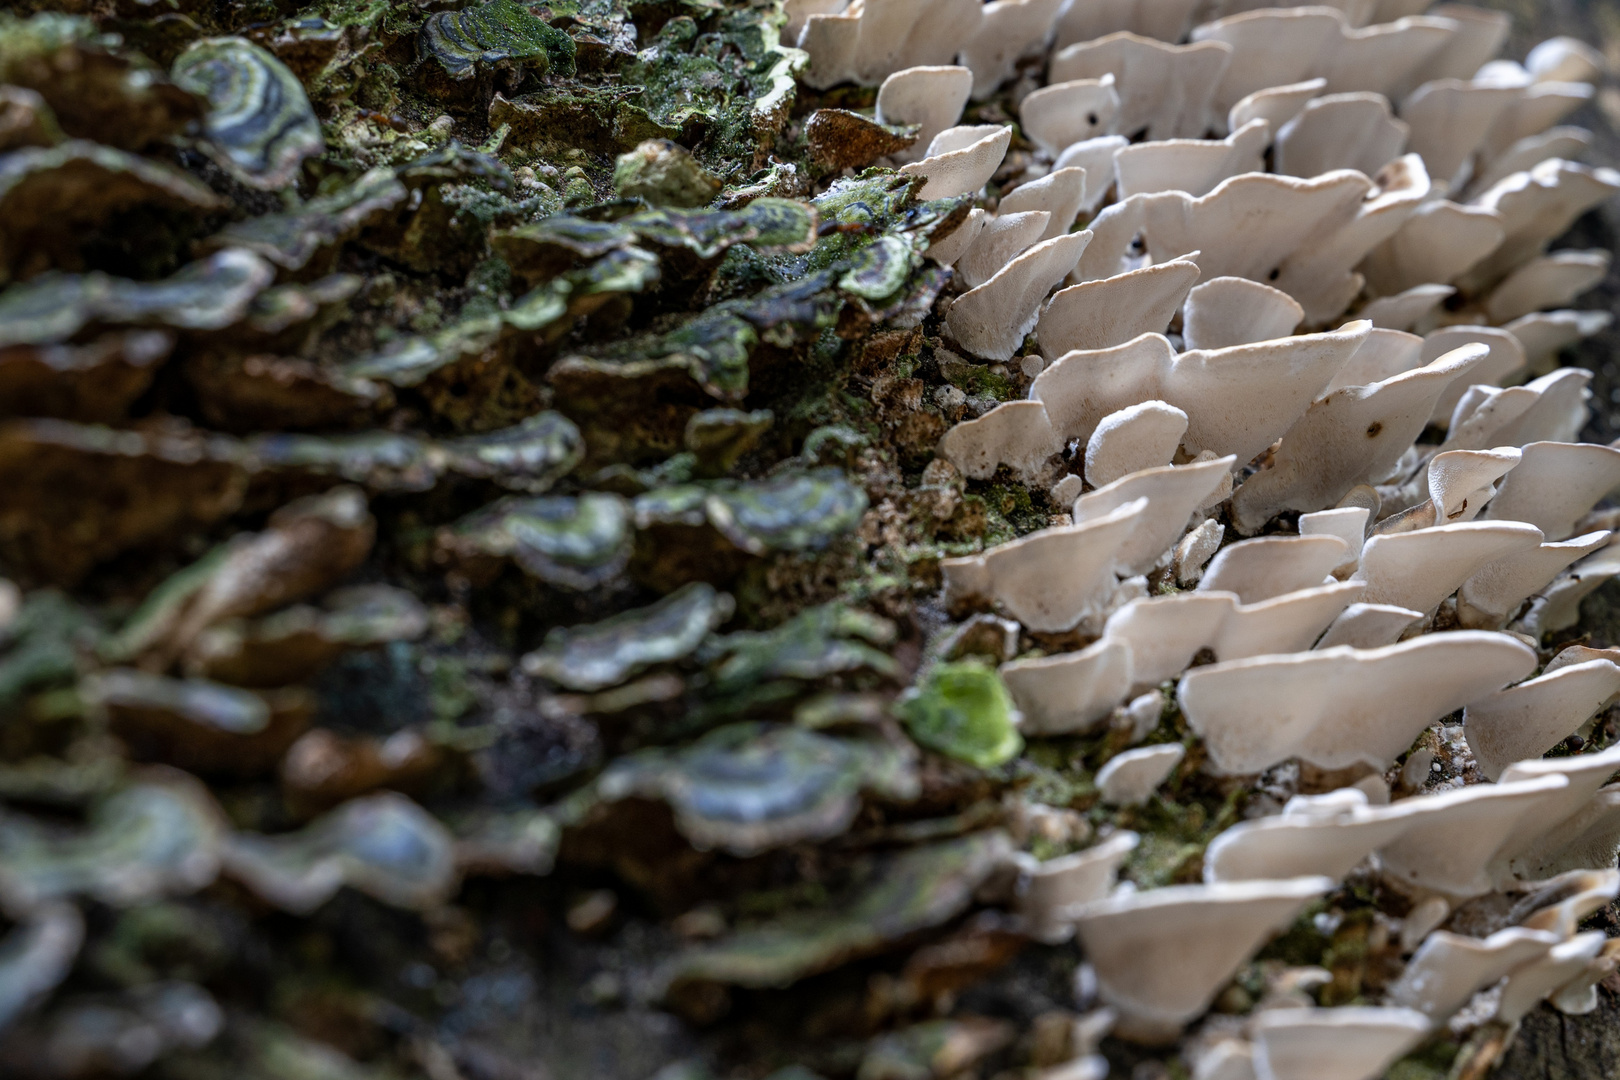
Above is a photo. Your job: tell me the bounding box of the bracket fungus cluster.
[3,0,1620,1078]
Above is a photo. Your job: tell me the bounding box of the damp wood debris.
[7,1,1620,1078]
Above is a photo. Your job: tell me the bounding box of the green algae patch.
[896,661,1023,769]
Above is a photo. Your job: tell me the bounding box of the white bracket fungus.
[899,124,1013,200]
[1083,401,1188,488]
[999,167,1089,240]
[1388,926,1560,1023]
[1113,120,1270,198]
[1483,440,1620,540]
[1361,199,1507,298]
[1299,506,1369,574]
[1039,256,1201,358]
[1180,277,1304,352]
[1019,76,1122,158]
[959,0,1066,100]
[1177,631,1537,775]
[1314,601,1423,649]
[937,399,1064,483]
[1001,638,1134,734]
[1204,788,1415,885]
[941,497,1146,632]
[1053,0,1204,53]
[1275,92,1409,179]
[1049,32,1232,140]
[1198,535,1348,604]
[946,230,1092,360]
[1249,1006,1431,1080]
[1071,456,1237,575]
[1353,521,1544,615]
[875,65,974,164]
[1228,77,1327,134]
[1014,830,1139,942]
[1096,744,1185,807]
[1376,773,1572,898]
[797,0,985,89]
[1069,876,1334,1040]
[1463,657,1620,780]
[1230,343,1487,533]
[956,210,1052,291]
[1457,529,1611,630]
[1483,249,1611,323]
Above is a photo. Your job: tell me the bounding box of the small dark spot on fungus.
[1086,112,1099,126]
[1366,422,1383,437]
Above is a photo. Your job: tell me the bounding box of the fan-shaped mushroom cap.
[1362,200,1507,298]
[1505,309,1613,372]
[942,498,1147,632]
[1097,744,1185,806]
[1114,120,1270,199]
[1069,876,1335,1039]
[1050,32,1232,141]
[876,66,974,165]
[1103,591,1238,690]
[1519,865,1619,936]
[1441,369,1592,451]
[1354,521,1543,614]
[948,231,1093,360]
[1457,530,1610,630]
[1040,257,1201,358]
[1388,926,1559,1022]
[1192,8,1348,117]
[1359,284,1455,330]
[1512,788,1620,881]
[1175,517,1226,585]
[899,124,1013,200]
[1421,3,1510,83]
[1020,77,1122,158]
[1085,401,1189,488]
[1419,446,1523,525]
[1228,77,1327,134]
[1484,250,1611,324]
[1481,81,1594,167]
[1497,931,1608,1024]
[1491,744,1620,869]
[1174,322,1377,463]
[1276,92,1409,178]
[1463,159,1620,290]
[1276,155,1432,323]
[1199,536,1348,604]
[1464,659,1620,780]
[798,0,985,89]
[999,168,1088,240]
[957,211,1052,290]
[926,206,987,267]
[1231,343,1486,532]
[1214,581,1365,660]
[1178,631,1537,774]
[1205,788,1414,884]
[1073,456,1238,574]
[937,400,1063,483]
[1314,601,1422,648]
[1031,323,1369,466]
[1526,37,1607,85]
[1300,506,1369,573]
[1423,326,1526,425]
[1014,831,1139,942]
[1519,538,1620,637]
[1056,136,1131,212]
[1054,0,1204,52]
[1082,170,1372,290]
[1001,638,1134,734]
[1323,327,1423,394]
[1180,277,1304,351]
[1377,773,1571,897]
[960,0,1066,100]
[1467,126,1595,200]
[1484,441,1620,541]
[1400,77,1523,189]
[1250,1006,1431,1080]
